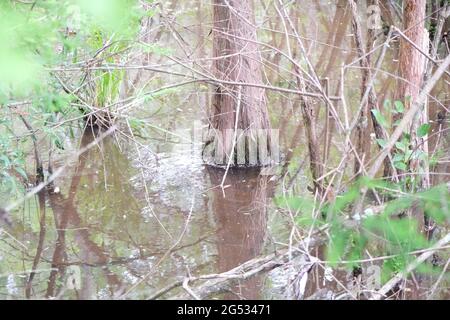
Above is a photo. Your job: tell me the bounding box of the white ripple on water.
[130,143,206,216]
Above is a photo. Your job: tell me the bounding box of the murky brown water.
[1,126,291,299]
[3,123,446,300]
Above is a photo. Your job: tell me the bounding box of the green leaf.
[0,154,10,167]
[275,196,315,216]
[393,119,401,127]
[329,187,359,213]
[326,229,349,265]
[394,100,405,113]
[394,161,407,171]
[364,216,427,250]
[371,109,389,128]
[15,167,28,180]
[77,0,141,36]
[395,141,407,152]
[417,123,431,138]
[393,153,404,163]
[404,149,414,161]
[382,257,406,283]
[376,139,387,148]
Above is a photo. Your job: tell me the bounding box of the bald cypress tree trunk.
[204,0,272,167]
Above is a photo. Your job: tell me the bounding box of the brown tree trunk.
[395,0,428,178]
[395,0,428,232]
[322,0,352,77]
[315,0,347,73]
[350,0,374,176]
[387,0,428,178]
[396,0,427,116]
[379,0,398,27]
[205,0,272,167]
[348,0,390,178]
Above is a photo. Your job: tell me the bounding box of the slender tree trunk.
[205,0,272,167]
[396,0,427,116]
[395,0,428,178]
[351,0,373,175]
[321,0,351,77]
[387,0,428,179]
[349,0,388,177]
[395,0,428,232]
[379,0,398,27]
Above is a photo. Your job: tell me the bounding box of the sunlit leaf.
[394,100,405,113]
[376,139,387,148]
[394,161,407,171]
[417,123,431,138]
[371,109,389,128]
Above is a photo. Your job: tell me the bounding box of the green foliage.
[0,121,26,193]
[87,29,127,108]
[275,195,322,227]
[376,138,387,148]
[276,178,450,283]
[375,99,432,189]
[394,100,405,114]
[77,0,141,36]
[381,256,405,283]
[128,117,150,139]
[417,123,431,138]
[0,0,142,189]
[139,43,174,56]
[364,215,428,250]
[393,135,412,172]
[0,0,141,99]
[0,1,57,98]
[371,109,389,129]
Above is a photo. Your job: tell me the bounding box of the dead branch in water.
[148,239,321,300]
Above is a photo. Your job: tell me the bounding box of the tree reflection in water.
[208,167,274,299]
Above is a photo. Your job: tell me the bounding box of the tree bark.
[350,0,375,176]
[387,1,428,179]
[392,0,429,233]
[396,0,427,117]
[395,1,428,178]
[205,0,272,167]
